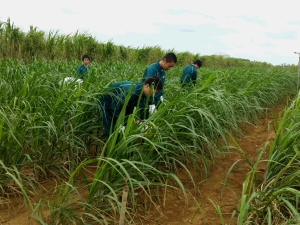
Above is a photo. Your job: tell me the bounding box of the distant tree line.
[0,18,282,68]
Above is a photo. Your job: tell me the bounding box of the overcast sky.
[1,0,300,65]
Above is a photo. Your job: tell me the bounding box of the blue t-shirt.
[76,64,91,80]
[141,61,165,105]
[181,64,197,86]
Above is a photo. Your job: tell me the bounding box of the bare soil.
[134,107,282,225]
[0,106,283,225]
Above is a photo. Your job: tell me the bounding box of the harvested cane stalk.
[119,181,129,225]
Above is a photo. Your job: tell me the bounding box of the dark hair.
[193,59,202,67]
[82,54,90,61]
[144,76,163,91]
[163,52,177,63]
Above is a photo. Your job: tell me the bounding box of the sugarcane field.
[1,18,300,225]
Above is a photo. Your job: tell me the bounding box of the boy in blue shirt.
[98,76,163,136]
[76,54,91,80]
[141,53,177,108]
[180,60,202,87]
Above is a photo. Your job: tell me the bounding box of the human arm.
[109,92,126,122]
[191,69,197,86]
[76,65,84,79]
[142,66,157,82]
[181,66,191,84]
[110,84,140,123]
[76,65,90,80]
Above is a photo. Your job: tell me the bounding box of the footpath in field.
[136,106,283,225]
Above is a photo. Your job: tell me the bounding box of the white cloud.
[1,0,300,64]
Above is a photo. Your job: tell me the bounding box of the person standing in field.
[141,53,177,111]
[76,54,91,81]
[180,60,202,87]
[98,76,163,136]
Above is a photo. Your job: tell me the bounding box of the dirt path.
[0,107,283,225]
[135,107,282,225]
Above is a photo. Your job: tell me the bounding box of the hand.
[160,96,164,102]
[149,104,156,114]
[139,121,149,132]
[118,125,126,133]
[77,78,83,84]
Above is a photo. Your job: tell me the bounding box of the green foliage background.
[0,18,286,68]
